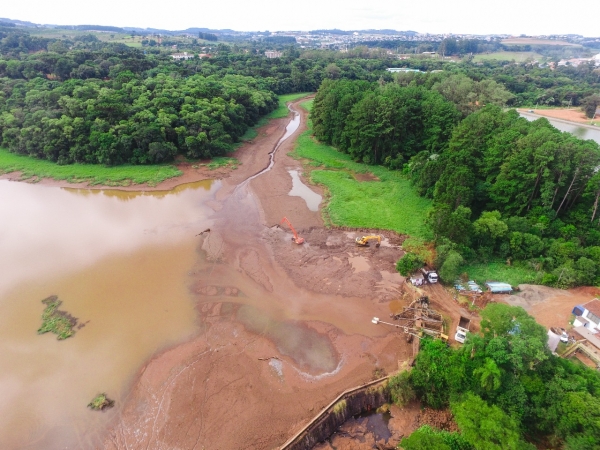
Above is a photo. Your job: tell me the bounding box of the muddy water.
[288,169,322,211]
[0,180,218,449]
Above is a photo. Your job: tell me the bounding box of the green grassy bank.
[292,100,432,240]
[460,261,539,287]
[0,148,182,186]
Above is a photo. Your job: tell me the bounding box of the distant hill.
[0,17,38,27]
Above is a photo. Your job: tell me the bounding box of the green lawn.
[292,100,432,239]
[460,261,540,287]
[0,148,182,186]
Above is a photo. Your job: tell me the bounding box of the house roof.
[583,299,600,317]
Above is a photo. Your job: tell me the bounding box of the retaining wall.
[280,376,390,450]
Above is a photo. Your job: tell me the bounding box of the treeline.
[312,80,460,167]
[0,73,277,164]
[311,77,600,287]
[197,32,218,42]
[416,105,600,287]
[393,303,600,449]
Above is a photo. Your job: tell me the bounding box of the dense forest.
[392,303,600,450]
[311,77,600,288]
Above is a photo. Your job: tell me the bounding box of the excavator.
[355,235,381,247]
[280,217,305,244]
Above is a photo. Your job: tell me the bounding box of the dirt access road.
[100,98,467,450]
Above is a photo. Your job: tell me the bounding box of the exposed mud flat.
[268,226,405,301]
[100,99,413,449]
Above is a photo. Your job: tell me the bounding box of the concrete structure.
[485,282,513,294]
[265,50,282,58]
[573,299,600,331]
[171,52,194,60]
[386,68,423,73]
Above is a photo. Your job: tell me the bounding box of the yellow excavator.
[355,235,381,247]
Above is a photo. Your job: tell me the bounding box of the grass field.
[501,38,580,46]
[0,148,182,186]
[460,261,540,287]
[266,92,313,119]
[473,51,544,62]
[292,100,432,239]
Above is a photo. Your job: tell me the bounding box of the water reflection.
[519,111,600,144]
[288,169,322,211]
[67,179,215,201]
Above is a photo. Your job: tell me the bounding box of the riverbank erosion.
[101,99,413,449]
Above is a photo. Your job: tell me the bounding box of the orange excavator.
[280,217,305,244]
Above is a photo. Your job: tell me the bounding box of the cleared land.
[519,108,600,126]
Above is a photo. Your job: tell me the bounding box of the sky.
[2,0,599,36]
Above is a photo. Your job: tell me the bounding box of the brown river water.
[0,179,218,448]
[1,106,404,449]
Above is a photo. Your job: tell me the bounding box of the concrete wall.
[280,377,390,450]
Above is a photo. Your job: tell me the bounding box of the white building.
[265,50,282,58]
[171,52,194,61]
[573,299,600,331]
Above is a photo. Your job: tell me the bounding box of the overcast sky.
[2,0,599,36]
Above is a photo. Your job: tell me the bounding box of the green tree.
[401,426,451,450]
[451,393,531,450]
[388,370,415,407]
[473,358,502,392]
[396,253,424,276]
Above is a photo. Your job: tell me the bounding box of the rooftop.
[582,299,600,317]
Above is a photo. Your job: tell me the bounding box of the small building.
[171,52,194,60]
[265,50,282,58]
[386,68,423,73]
[573,299,600,331]
[485,282,513,294]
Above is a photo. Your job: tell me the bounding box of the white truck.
[455,316,471,344]
[421,267,439,284]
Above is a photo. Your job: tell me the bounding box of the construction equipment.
[372,296,448,344]
[355,235,381,247]
[455,316,471,344]
[280,217,304,244]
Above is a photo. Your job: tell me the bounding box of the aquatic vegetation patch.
[37,295,78,340]
[88,393,115,411]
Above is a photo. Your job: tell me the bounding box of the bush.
[388,371,415,407]
[439,250,464,282]
[396,253,424,276]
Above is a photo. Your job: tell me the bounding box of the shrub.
[388,371,415,407]
[396,253,424,276]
